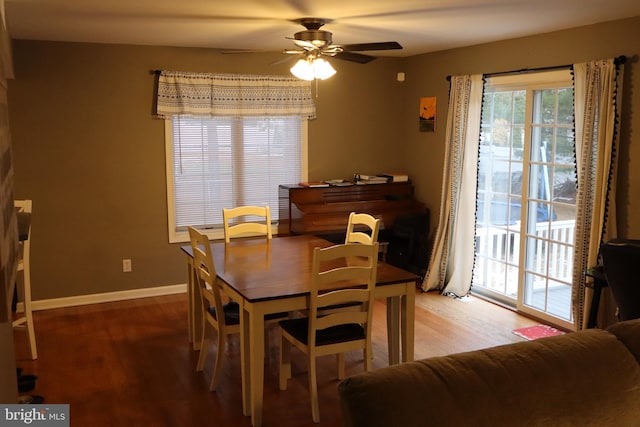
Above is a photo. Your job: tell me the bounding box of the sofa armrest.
[607,318,640,365]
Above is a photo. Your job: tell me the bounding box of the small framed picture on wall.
[419,97,436,132]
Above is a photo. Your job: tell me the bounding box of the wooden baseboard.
[15,283,187,312]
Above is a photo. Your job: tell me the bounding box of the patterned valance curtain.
[156,71,316,119]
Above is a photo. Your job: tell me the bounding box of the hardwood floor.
[12,290,538,427]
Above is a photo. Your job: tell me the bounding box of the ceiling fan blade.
[340,42,403,52]
[334,51,376,64]
[220,49,264,54]
[291,38,322,50]
[271,55,299,66]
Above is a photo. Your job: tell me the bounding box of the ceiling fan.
[282,17,402,80]
[284,17,403,65]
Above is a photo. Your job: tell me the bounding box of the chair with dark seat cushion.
[188,226,242,391]
[206,302,240,325]
[13,200,37,360]
[222,205,289,346]
[601,238,640,321]
[278,242,379,423]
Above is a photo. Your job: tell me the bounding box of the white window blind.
[166,115,305,242]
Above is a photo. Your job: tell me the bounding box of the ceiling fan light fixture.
[312,58,336,80]
[290,57,336,81]
[290,59,314,81]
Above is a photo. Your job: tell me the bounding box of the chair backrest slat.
[345,212,380,245]
[315,311,369,331]
[223,205,272,243]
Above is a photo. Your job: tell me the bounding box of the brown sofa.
[339,319,640,427]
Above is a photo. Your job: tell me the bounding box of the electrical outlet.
[122,259,132,273]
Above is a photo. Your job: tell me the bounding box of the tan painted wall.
[7,40,406,300]
[7,15,640,301]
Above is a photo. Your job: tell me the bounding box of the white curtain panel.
[423,75,483,295]
[572,58,622,330]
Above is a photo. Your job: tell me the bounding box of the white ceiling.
[4,0,640,58]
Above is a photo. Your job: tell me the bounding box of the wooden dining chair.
[223,205,288,347]
[345,212,380,245]
[13,199,37,360]
[222,205,272,243]
[278,242,379,423]
[188,226,241,391]
[319,212,381,317]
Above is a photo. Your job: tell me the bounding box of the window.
[474,70,576,329]
[165,115,308,242]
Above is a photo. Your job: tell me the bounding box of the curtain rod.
[446,55,626,81]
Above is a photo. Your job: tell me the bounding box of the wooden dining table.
[181,234,419,427]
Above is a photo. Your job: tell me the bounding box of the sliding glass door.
[474,71,576,329]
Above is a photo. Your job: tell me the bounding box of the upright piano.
[278,182,427,236]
